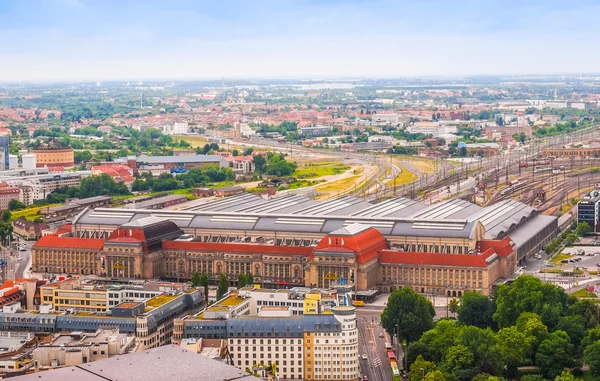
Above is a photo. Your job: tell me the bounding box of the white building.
[162,122,189,135]
[407,122,457,137]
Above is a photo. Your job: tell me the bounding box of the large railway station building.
[33,194,558,297]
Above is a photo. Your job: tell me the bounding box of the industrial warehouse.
[32,194,558,297]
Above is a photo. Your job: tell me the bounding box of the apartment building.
[0,185,20,210]
[173,288,358,381]
[40,279,108,313]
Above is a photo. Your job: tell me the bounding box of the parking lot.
[558,246,600,271]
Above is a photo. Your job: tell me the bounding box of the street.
[357,305,396,381]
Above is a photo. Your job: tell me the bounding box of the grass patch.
[551,254,573,265]
[316,175,361,194]
[539,269,565,273]
[11,204,61,221]
[571,288,598,298]
[293,161,350,179]
[175,135,209,148]
[385,166,418,186]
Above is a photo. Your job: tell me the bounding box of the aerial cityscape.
[1,1,600,381]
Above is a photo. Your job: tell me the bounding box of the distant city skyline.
[1,0,599,81]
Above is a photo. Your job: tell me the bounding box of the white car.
[362,354,367,360]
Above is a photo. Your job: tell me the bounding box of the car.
[597,263,600,267]
[362,354,367,360]
[582,267,588,270]
[363,377,368,381]
[379,332,384,338]
[561,259,569,264]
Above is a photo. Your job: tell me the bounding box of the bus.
[390,360,401,381]
[352,300,364,307]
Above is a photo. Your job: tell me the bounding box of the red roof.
[162,241,312,256]
[314,227,389,264]
[478,237,514,257]
[378,248,497,268]
[56,224,72,236]
[33,235,105,250]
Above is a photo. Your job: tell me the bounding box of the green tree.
[217,274,229,300]
[199,273,209,303]
[1,210,10,222]
[231,149,239,156]
[422,370,446,381]
[495,326,532,374]
[472,373,505,381]
[448,298,459,318]
[191,271,202,287]
[242,148,254,156]
[493,275,568,330]
[516,312,548,352]
[407,341,433,366]
[575,222,591,236]
[554,371,583,381]
[557,315,586,352]
[408,355,437,381]
[253,154,267,173]
[455,326,501,375]
[442,344,474,375]
[419,320,461,362]
[536,331,574,379]
[381,288,435,345]
[568,299,599,329]
[237,273,247,289]
[582,326,600,349]
[458,291,495,328]
[584,341,600,378]
[246,273,254,286]
[7,199,26,211]
[520,376,548,381]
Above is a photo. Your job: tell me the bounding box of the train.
[500,180,527,196]
[519,160,551,168]
[385,343,401,381]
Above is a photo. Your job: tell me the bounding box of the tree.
[585,341,600,377]
[407,341,433,366]
[557,315,586,352]
[253,154,267,173]
[191,271,202,287]
[419,320,461,362]
[582,326,600,349]
[232,149,239,156]
[423,370,446,381]
[408,355,437,381]
[7,199,26,211]
[237,273,247,289]
[575,222,591,236]
[473,373,505,381]
[493,275,569,330]
[448,298,460,318]
[458,291,495,328]
[520,376,548,381]
[381,288,435,344]
[554,371,583,381]
[516,312,548,352]
[536,331,574,379]
[455,326,501,375]
[518,132,526,144]
[568,299,598,329]
[442,344,474,375]
[217,274,229,300]
[246,273,254,286]
[495,326,532,374]
[242,148,254,156]
[1,210,10,222]
[199,273,209,303]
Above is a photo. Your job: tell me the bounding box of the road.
[357,307,395,381]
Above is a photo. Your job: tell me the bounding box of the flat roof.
[11,345,258,381]
[137,154,225,164]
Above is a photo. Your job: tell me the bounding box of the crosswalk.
[373,358,382,368]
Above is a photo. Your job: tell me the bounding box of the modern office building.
[173,287,359,381]
[0,137,9,171]
[578,189,600,232]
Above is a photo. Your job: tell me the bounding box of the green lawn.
[293,161,350,179]
[571,288,598,298]
[551,253,574,265]
[11,204,61,221]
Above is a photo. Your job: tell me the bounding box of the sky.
[0,0,599,81]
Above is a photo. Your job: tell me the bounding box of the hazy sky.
[0,0,598,81]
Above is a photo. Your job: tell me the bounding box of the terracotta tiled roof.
[33,235,105,250]
[314,227,389,264]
